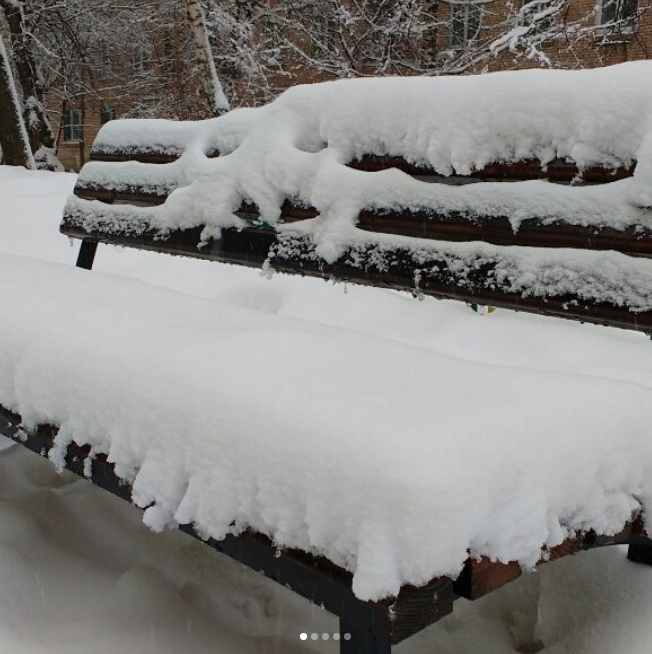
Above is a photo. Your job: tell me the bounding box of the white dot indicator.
[300,633,307,641]
[322,633,330,640]
[311,633,319,640]
[333,633,340,641]
[344,633,352,641]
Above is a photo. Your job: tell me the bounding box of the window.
[519,0,555,32]
[366,0,398,19]
[100,105,116,125]
[311,14,339,55]
[259,14,286,65]
[450,2,481,48]
[600,0,638,25]
[99,47,112,79]
[63,109,82,142]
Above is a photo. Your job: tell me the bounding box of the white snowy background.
[2,166,652,652]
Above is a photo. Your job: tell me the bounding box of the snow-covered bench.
[4,62,652,653]
[62,67,652,332]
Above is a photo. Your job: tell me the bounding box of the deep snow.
[2,166,652,651]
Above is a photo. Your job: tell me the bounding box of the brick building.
[55,0,652,171]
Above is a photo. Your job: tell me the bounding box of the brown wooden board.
[89,148,220,164]
[59,219,652,333]
[357,210,652,258]
[70,183,652,257]
[86,147,635,183]
[454,519,647,600]
[74,185,169,206]
[348,155,635,184]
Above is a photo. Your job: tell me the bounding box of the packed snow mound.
[2,254,652,601]
[68,62,652,262]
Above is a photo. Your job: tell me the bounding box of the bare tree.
[488,0,651,68]
[0,38,34,168]
[200,0,651,110]
[185,0,230,114]
[0,0,59,168]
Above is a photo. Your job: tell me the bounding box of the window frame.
[100,104,116,126]
[310,13,339,57]
[596,0,639,31]
[258,13,287,66]
[133,45,148,76]
[518,0,555,32]
[63,108,83,143]
[449,2,482,49]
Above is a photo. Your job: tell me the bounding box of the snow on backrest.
[69,61,652,264]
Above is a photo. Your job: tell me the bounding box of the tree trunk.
[0,0,61,170]
[0,39,34,168]
[184,0,230,116]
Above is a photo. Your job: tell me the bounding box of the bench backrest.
[61,66,652,333]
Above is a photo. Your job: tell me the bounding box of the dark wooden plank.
[86,149,634,183]
[74,185,168,206]
[87,149,634,182]
[455,521,643,600]
[0,404,454,646]
[70,185,652,258]
[59,219,652,333]
[357,211,652,259]
[348,155,635,184]
[89,148,220,164]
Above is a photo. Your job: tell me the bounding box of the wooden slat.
[238,201,319,222]
[454,519,646,600]
[70,183,652,258]
[59,219,652,333]
[0,404,454,646]
[348,155,635,184]
[89,148,220,164]
[357,211,652,258]
[86,148,634,183]
[74,185,168,206]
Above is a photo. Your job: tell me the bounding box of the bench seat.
[2,252,652,607]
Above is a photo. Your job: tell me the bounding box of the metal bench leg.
[76,240,98,270]
[340,618,391,654]
[628,538,652,565]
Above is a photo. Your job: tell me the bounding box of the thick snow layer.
[70,61,652,266]
[272,230,652,312]
[2,251,652,600]
[3,445,652,654]
[5,166,652,651]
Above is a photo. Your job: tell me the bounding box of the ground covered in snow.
[2,166,652,652]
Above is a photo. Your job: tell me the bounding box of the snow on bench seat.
[2,253,652,601]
